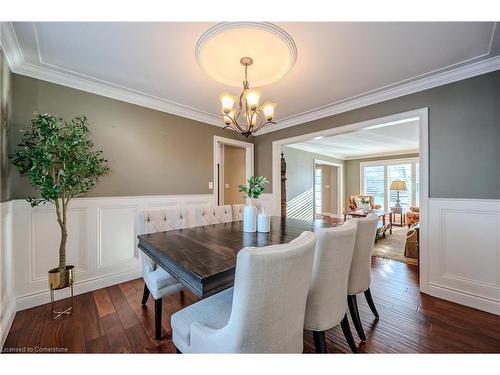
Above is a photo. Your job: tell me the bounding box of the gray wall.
[255,70,500,199]
[283,146,344,220]
[8,74,250,200]
[0,49,12,202]
[344,153,419,207]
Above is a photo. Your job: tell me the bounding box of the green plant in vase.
[238,175,269,200]
[11,113,109,291]
[238,176,269,232]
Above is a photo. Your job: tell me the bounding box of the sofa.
[406,206,420,226]
[348,195,381,211]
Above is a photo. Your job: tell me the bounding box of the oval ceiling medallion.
[195,22,297,87]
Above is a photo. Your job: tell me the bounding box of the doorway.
[271,108,429,292]
[213,136,254,206]
[313,159,343,220]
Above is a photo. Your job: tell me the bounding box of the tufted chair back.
[143,208,186,234]
[304,219,358,331]
[194,205,233,226]
[232,204,245,221]
[140,208,186,275]
[347,213,379,295]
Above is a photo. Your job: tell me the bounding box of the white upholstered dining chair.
[347,213,380,341]
[194,205,233,226]
[304,219,358,353]
[232,204,245,221]
[140,208,186,340]
[170,231,317,353]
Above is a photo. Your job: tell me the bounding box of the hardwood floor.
[3,257,500,353]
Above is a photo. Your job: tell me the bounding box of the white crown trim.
[257,54,500,135]
[1,22,222,128]
[3,22,500,135]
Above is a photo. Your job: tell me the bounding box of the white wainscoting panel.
[97,206,137,269]
[11,194,214,311]
[428,198,500,315]
[1,201,16,349]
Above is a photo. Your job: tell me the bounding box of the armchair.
[406,206,420,226]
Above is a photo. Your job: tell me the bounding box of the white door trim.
[272,108,429,292]
[213,136,254,206]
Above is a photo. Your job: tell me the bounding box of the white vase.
[257,213,270,233]
[243,202,257,233]
[362,205,370,214]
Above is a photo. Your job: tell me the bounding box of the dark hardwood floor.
[3,257,500,353]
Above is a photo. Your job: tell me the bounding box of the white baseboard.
[428,283,500,315]
[15,268,142,311]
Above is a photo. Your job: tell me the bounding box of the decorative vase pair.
[243,200,270,233]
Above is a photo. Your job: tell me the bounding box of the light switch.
[225,183,230,189]
[208,181,213,189]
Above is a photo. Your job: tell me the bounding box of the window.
[388,163,411,208]
[360,158,419,211]
[314,167,322,214]
[363,165,385,208]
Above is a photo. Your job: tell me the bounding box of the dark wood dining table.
[137,216,335,299]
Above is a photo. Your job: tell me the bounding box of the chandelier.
[218,57,277,137]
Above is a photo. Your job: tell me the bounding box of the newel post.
[280,152,287,217]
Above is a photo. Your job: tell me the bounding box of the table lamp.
[390,180,407,208]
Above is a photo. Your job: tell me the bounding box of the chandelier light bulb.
[223,109,237,125]
[245,89,261,111]
[219,92,236,114]
[261,102,277,121]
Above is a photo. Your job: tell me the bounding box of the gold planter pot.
[48,265,75,319]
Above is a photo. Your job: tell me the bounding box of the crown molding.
[14,61,223,126]
[286,143,419,161]
[343,149,419,161]
[0,22,23,67]
[3,22,500,136]
[1,22,222,128]
[257,54,500,135]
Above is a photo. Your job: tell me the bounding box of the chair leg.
[179,289,185,302]
[340,314,358,353]
[312,330,327,353]
[364,288,379,318]
[348,295,367,341]
[174,345,182,354]
[154,298,162,340]
[141,284,150,305]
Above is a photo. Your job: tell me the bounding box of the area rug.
[373,225,418,265]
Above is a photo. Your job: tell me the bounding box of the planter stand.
[48,265,75,320]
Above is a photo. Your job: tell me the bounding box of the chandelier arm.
[253,110,263,130]
[253,120,277,133]
[234,91,245,124]
[223,113,245,133]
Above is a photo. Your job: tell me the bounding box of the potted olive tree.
[11,113,109,292]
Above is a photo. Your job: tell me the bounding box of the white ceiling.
[287,119,419,160]
[2,22,499,134]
